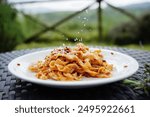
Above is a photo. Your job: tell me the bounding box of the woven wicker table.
[0,47,150,100]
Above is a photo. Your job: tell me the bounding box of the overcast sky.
[8,0,150,13]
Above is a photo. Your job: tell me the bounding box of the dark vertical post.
[97,0,103,41]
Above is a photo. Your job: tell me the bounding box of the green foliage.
[107,13,150,45]
[123,64,150,96]
[0,4,23,52]
[138,13,150,43]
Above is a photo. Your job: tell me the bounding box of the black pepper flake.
[103,60,106,62]
[111,52,114,55]
[17,63,20,66]
[64,47,71,53]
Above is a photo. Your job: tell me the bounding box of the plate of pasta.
[8,43,139,88]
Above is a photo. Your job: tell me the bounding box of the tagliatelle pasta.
[29,43,113,81]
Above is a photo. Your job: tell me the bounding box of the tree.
[0,4,23,52]
[107,13,150,45]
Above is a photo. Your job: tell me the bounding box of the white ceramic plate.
[8,48,139,88]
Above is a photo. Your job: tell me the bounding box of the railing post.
[97,0,103,41]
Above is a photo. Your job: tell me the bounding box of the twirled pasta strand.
[29,43,113,81]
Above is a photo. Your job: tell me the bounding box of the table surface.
[0,47,150,100]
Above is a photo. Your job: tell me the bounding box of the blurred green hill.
[0,2,150,52]
[21,2,150,44]
[123,2,150,11]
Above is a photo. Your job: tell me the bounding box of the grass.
[121,44,150,51]
[15,41,150,51]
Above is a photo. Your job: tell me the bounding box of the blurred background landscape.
[0,0,150,52]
